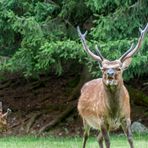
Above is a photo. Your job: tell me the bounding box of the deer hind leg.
[82,119,90,148]
[97,132,104,148]
[101,127,110,148]
[121,118,134,148]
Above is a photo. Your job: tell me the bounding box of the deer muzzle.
[107,68,115,78]
[105,68,118,86]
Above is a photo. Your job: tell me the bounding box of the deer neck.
[102,79,124,118]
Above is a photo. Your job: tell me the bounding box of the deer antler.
[77,26,104,62]
[95,45,104,61]
[2,108,11,118]
[120,23,148,62]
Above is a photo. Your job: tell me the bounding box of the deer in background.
[77,23,148,148]
[0,102,11,132]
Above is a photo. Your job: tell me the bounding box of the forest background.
[0,0,147,135]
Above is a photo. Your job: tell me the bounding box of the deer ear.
[122,58,132,70]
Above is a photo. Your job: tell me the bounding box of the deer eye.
[101,68,107,71]
[116,68,121,71]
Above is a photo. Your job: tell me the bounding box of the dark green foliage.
[0,0,147,79]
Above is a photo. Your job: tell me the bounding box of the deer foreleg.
[101,127,110,148]
[97,132,104,148]
[82,120,90,148]
[121,118,134,148]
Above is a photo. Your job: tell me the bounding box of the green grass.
[0,134,147,148]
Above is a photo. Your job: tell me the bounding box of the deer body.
[78,78,130,131]
[0,102,11,132]
[77,24,148,148]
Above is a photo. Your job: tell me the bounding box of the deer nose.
[107,68,115,77]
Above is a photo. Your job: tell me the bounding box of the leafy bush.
[0,0,147,80]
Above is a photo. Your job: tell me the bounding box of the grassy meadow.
[0,134,147,148]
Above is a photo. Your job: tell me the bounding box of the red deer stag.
[77,23,148,148]
[0,102,11,132]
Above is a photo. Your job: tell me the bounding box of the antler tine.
[2,108,11,118]
[77,26,103,62]
[119,43,134,61]
[139,23,148,39]
[120,23,148,62]
[95,45,104,61]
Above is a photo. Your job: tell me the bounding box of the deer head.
[77,24,148,87]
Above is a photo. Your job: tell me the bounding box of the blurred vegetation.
[0,0,148,79]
